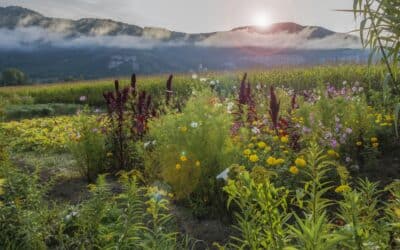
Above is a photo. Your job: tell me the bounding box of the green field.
[1,64,400,249]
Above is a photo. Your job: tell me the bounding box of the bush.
[146,90,239,217]
[67,107,108,182]
[1,68,28,86]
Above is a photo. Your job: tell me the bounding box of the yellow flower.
[272,136,279,142]
[266,157,284,166]
[106,152,113,158]
[249,154,259,162]
[370,137,378,143]
[88,184,97,191]
[394,207,400,218]
[356,141,362,146]
[180,126,188,132]
[295,158,307,167]
[335,185,351,193]
[195,161,201,167]
[180,156,188,162]
[327,149,339,158]
[248,143,255,149]
[280,135,289,143]
[267,156,277,166]
[289,166,299,175]
[243,149,251,156]
[0,178,5,186]
[264,146,272,153]
[372,142,379,148]
[257,141,267,149]
[175,164,181,170]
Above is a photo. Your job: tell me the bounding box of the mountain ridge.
[0,5,357,44]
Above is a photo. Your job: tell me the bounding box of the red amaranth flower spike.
[269,86,280,133]
[166,74,173,105]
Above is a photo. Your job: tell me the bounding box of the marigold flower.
[370,137,378,143]
[175,164,181,170]
[257,141,267,149]
[195,161,201,167]
[267,156,276,166]
[243,149,251,156]
[335,184,351,193]
[249,154,259,162]
[394,207,400,218]
[180,126,188,132]
[280,135,289,143]
[289,166,299,175]
[327,149,339,158]
[267,156,284,166]
[295,158,307,167]
[180,156,188,162]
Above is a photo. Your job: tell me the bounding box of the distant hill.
[0,6,359,47]
[0,6,366,83]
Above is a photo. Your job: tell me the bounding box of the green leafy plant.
[224,171,291,249]
[146,90,239,217]
[67,107,108,182]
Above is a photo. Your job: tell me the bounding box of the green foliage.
[336,179,389,249]
[67,108,108,182]
[224,171,291,249]
[0,152,55,249]
[146,90,239,217]
[352,0,400,87]
[3,103,82,120]
[1,68,28,86]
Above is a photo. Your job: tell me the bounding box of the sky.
[1,0,357,33]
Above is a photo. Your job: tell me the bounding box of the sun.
[252,12,271,27]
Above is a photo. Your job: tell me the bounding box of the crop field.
[1,63,400,249]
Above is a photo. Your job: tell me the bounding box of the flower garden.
[0,64,400,249]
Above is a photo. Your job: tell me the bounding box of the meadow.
[1,63,400,249]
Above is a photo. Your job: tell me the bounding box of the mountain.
[0,6,358,47]
[0,6,366,83]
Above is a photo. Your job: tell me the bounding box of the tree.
[1,68,28,86]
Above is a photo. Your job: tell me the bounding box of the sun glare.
[252,12,271,27]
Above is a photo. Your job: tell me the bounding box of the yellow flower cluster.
[294,157,307,167]
[374,113,394,127]
[289,166,299,175]
[335,184,351,193]
[1,116,75,152]
[266,156,285,166]
[327,149,339,158]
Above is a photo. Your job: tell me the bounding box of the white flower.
[342,80,347,86]
[251,127,260,134]
[210,80,216,86]
[190,121,199,128]
[192,74,198,79]
[200,78,208,82]
[144,141,152,148]
[216,168,230,181]
[79,96,87,102]
[227,102,234,113]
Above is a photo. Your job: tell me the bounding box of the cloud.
[0,26,361,51]
[196,27,361,49]
[0,27,185,50]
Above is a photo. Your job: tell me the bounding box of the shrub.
[146,90,239,217]
[67,107,108,182]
